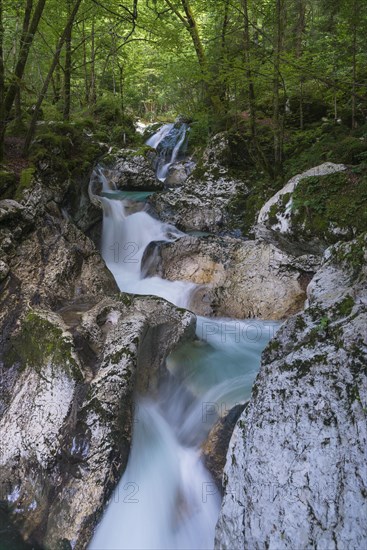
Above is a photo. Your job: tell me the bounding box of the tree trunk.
[219,0,230,104]
[242,0,256,138]
[118,63,124,112]
[0,0,4,162]
[272,0,285,176]
[63,0,72,120]
[4,0,45,119]
[82,20,90,104]
[0,0,46,153]
[351,0,358,129]
[90,18,97,105]
[23,0,83,154]
[53,56,61,104]
[242,0,272,175]
[165,0,222,114]
[295,0,306,130]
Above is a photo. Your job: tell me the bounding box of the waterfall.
[89,126,278,549]
[146,122,188,181]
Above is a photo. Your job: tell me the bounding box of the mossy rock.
[29,122,101,182]
[227,169,280,236]
[6,312,82,381]
[291,170,367,242]
[14,167,36,199]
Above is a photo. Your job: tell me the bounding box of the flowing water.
[146,122,188,181]
[89,126,278,550]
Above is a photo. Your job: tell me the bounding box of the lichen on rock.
[216,234,367,549]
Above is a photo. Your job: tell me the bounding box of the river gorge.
[0,121,365,550]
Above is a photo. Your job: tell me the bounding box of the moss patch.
[7,312,82,381]
[29,122,101,182]
[15,167,36,199]
[291,171,367,242]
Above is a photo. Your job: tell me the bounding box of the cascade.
[146,122,188,181]
[89,126,277,549]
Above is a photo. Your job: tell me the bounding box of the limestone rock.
[165,159,196,186]
[150,134,248,233]
[216,234,367,550]
[0,259,9,281]
[202,403,246,492]
[107,149,161,191]
[255,162,347,255]
[146,235,312,320]
[0,297,195,549]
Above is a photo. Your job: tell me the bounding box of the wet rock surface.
[106,149,162,191]
[0,176,195,549]
[150,134,249,233]
[216,234,367,549]
[145,235,313,320]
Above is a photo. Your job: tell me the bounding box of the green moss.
[295,315,307,331]
[283,123,367,179]
[14,167,36,199]
[280,354,327,378]
[29,122,101,182]
[291,171,367,242]
[118,293,134,307]
[6,312,82,381]
[268,203,280,226]
[335,295,355,317]
[108,347,136,365]
[329,233,366,280]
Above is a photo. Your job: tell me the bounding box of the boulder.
[150,134,249,233]
[107,149,162,191]
[216,233,367,549]
[165,159,196,186]
[145,235,315,320]
[255,162,352,255]
[202,403,246,492]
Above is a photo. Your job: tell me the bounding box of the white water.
[146,122,188,181]
[89,127,278,550]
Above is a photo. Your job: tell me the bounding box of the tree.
[24,0,83,153]
[0,0,47,159]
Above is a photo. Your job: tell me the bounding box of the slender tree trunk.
[351,0,358,128]
[53,56,61,104]
[82,20,89,104]
[118,63,124,112]
[90,18,96,105]
[242,0,256,138]
[165,0,222,114]
[219,0,230,104]
[295,0,306,130]
[0,0,46,152]
[272,0,285,176]
[15,87,22,122]
[63,0,72,120]
[24,0,83,154]
[242,0,272,175]
[4,0,45,118]
[0,0,5,162]
[300,78,304,130]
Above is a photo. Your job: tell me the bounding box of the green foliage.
[284,124,367,179]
